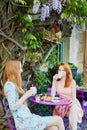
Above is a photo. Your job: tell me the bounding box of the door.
[83,26,87,87]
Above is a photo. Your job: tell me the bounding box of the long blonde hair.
[2,60,24,98]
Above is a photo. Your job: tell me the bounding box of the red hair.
[56,63,73,88]
[2,60,24,98]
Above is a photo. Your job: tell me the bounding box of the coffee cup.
[30,87,37,95]
[35,95,40,102]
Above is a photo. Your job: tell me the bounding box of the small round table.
[29,96,71,106]
[29,96,71,116]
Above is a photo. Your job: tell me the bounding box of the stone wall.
[63,27,83,73]
[69,27,83,73]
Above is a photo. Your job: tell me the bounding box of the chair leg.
[63,117,69,130]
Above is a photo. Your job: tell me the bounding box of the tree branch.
[0,30,26,50]
[44,45,56,61]
[2,43,11,55]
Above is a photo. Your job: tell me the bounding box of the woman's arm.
[51,77,56,98]
[4,82,36,112]
[13,87,37,111]
[71,80,77,103]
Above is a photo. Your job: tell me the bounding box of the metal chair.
[76,89,87,129]
[76,89,87,111]
[76,89,85,106]
[76,89,87,117]
[2,98,16,130]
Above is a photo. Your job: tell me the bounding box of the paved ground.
[64,115,87,130]
[0,115,87,130]
[77,116,87,130]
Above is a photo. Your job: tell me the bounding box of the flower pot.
[71,68,78,78]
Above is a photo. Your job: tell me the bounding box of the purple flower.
[32,2,40,14]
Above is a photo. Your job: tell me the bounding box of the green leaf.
[25,33,36,40]
[61,12,68,19]
[22,14,32,22]
[22,40,27,45]
[71,16,77,23]
[22,28,27,33]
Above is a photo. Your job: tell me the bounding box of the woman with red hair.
[2,60,65,130]
[51,62,83,130]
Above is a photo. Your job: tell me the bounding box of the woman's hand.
[69,99,76,107]
[30,87,37,96]
[25,87,37,98]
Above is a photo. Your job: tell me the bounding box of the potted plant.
[68,62,78,78]
[74,73,83,87]
[33,69,51,94]
[33,69,52,116]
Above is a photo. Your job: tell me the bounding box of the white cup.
[35,95,40,102]
[57,71,63,78]
[30,87,37,95]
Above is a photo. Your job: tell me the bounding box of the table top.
[29,96,71,106]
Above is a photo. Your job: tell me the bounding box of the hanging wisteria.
[40,5,50,21]
[32,0,63,21]
[48,0,53,11]
[32,2,40,14]
[52,0,58,11]
[46,6,50,18]
[40,5,47,21]
[57,1,62,14]
[48,0,62,13]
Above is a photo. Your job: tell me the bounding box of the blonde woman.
[2,60,65,130]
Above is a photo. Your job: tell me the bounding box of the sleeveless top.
[52,75,83,123]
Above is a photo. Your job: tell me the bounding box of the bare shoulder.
[71,79,76,88]
[72,79,76,84]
